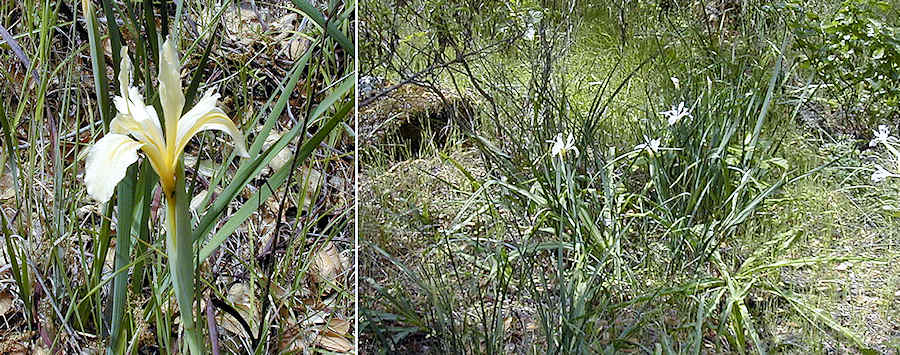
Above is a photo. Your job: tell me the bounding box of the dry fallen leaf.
[327,318,350,335]
[312,242,343,286]
[286,38,309,61]
[262,131,294,172]
[302,307,329,328]
[279,325,314,353]
[189,190,209,213]
[221,283,257,338]
[0,169,15,201]
[103,239,117,273]
[223,6,266,46]
[316,332,353,353]
[32,344,51,355]
[183,154,216,177]
[0,289,15,315]
[503,316,514,332]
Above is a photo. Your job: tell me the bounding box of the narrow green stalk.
[165,161,203,355]
[109,165,138,355]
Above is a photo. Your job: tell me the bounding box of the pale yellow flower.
[85,37,249,202]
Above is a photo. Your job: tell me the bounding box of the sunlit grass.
[359,0,898,353]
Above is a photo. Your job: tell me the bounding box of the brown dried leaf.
[220,283,257,338]
[286,38,309,61]
[103,239,116,273]
[189,190,209,213]
[327,318,350,335]
[0,289,14,315]
[0,169,14,201]
[316,333,353,353]
[278,325,311,353]
[223,6,265,46]
[32,344,51,355]
[312,242,343,285]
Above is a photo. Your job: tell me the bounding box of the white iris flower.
[660,101,692,126]
[547,133,579,158]
[84,37,249,202]
[870,124,892,147]
[871,164,900,183]
[635,136,661,155]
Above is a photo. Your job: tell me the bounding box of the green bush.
[791,0,900,124]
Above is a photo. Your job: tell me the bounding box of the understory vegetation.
[360,0,898,353]
[1,0,354,353]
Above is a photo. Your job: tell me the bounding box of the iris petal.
[110,92,167,161]
[159,37,185,142]
[84,133,144,202]
[118,47,132,99]
[175,89,250,159]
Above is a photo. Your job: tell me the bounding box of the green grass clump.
[360,0,898,353]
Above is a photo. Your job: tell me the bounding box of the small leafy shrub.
[790,0,900,127]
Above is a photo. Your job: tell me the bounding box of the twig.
[17,120,102,150]
[0,24,40,83]
[205,294,220,355]
[359,40,508,108]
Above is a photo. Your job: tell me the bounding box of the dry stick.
[206,248,223,355]
[0,23,40,82]
[359,39,509,108]
[205,297,220,355]
[17,119,102,150]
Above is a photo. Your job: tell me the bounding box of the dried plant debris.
[360,83,477,159]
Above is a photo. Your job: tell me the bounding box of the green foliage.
[361,0,532,75]
[362,0,894,353]
[790,0,900,121]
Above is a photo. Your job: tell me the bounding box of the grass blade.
[289,0,354,53]
[81,0,112,128]
[198,99,353,262]
[193,49,313,243]
[109,164,138,354]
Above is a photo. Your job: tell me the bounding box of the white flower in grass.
[660,101,692,126]
[870,124,892,147]
[634,136,661,155]
[524,27,536,41]
[547,133,579,159]
[84,37,250,202]
[871,164,899,183]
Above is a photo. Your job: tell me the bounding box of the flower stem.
[165,160,204,355]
